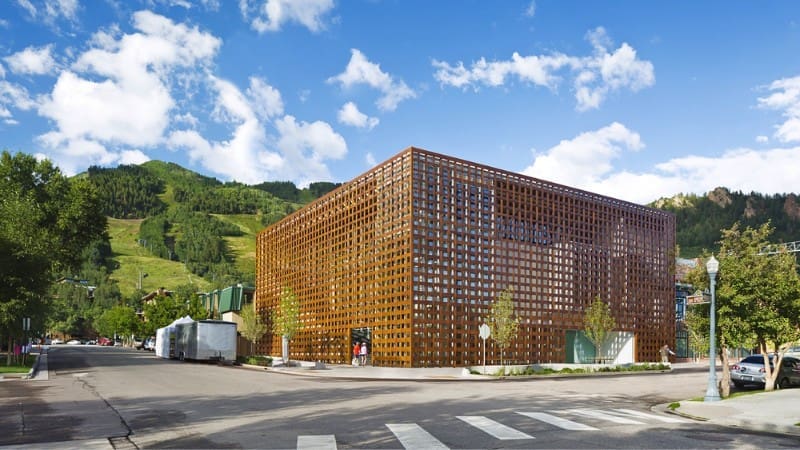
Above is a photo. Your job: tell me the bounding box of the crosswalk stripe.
[516,411,599,430]
[611,408,688,423]
[456,416,534,440]
[567,409,645,424]
[296,435,337,450]
[387,423,450,450]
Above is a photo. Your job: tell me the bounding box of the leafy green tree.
[95,305,139,340]
[583,297,617,363]
[270,287,302,362]
[239,304,268,356]
[716,223,800,391]
[0,151,106,363]
[488,288,519,365]
[140,284,206,336]
[686,222,800,395]
[683,306,709,361]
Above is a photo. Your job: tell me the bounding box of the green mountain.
[91,158,798,295]
[651,187,800,257]
[86,161,339,297]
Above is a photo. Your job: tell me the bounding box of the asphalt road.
[1,346,798,449]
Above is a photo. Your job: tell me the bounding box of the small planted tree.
[270,287,302,363]
[583,297,616,363]
[239,303,268,357]
[488,288,519,366]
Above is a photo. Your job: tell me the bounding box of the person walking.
[352,342,360,366]
[359,342,368,366]
[660,344,675,363]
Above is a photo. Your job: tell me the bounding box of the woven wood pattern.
[256,147,675,367]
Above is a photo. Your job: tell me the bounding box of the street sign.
[479,323,490,374]
[687,293,709,305]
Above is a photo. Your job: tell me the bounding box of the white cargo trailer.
[175,320,237,361]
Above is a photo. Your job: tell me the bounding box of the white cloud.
[247,77,284,120]
[119,149,151,165]
[16,0,38,18]
[365,152,377,166]
[35,10,221,171]
[328,49,416,111]
[757,75,800,143]
[524,1,536,18]
[39,70,173,147]
[0,77,36,124]
[274,115,347,185]
[433,27,654,111]
[521,122,800,204]
[337,101,379,129]
[241,0,334,33]
[756,135,769,144]
[522,122,643,188]
[16,0,79,26]
[0,80,36,110]
[4,45,58,75]
[168,74,347,186]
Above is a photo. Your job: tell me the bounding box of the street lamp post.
[704,255,721,402]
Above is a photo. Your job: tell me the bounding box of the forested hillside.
[84,161,340,297]
[651,187,800,257]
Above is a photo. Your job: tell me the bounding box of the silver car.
[730,355,800,389]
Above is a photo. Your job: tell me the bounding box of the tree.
[140,284,206,336]
[0,151,106,364]
[583,297,616,363]
[686,222,800,396]
[716,223,800,391]
[270,287,302,363]
[488,288,519,365]
[683,306,709,362]
[239,304,268,356]
[95,305,139,340]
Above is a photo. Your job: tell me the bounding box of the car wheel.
[778,377,790,389]
[733,381,745,389]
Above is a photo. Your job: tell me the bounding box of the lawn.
[0,356,35,373]
[107,218,211,296]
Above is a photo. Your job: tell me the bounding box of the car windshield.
[742,355,772,364]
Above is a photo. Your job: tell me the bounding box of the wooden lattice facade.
[256,147,675,367]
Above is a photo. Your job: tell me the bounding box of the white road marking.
[456,416,534,440]
[386,423,450,450]
[611,408,688,423]
[567,409,645,424]
[517,411,599,430]
[296,434,337,450]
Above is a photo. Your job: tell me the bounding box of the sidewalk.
[660,388,800,436]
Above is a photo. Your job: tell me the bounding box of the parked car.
[98,337,113,346]
[730,354,800,389]
[144,336,156,351]
[133,336,145,350]
[784,346,800,357]
[51,338,64,345]
[66,339,81,345]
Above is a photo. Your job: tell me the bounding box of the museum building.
[256,147,676,367]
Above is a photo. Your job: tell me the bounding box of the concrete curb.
[236,361,673,382]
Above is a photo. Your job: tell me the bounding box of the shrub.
[238,355,272,366]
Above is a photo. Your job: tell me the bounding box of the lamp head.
[706,255,719,277]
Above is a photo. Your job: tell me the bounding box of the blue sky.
[1,1,799,204]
